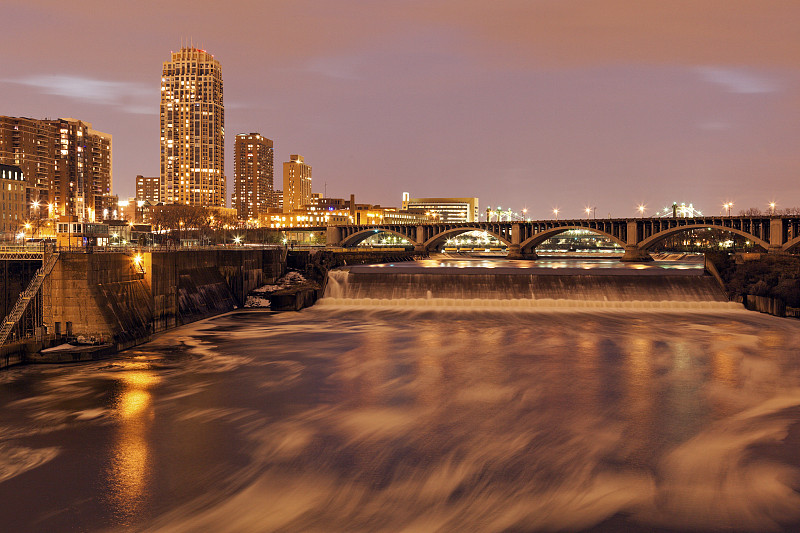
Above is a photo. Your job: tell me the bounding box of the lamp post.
[723,202,733,216]
[31,200,41,238]
[769,202,776,215]
[553,208,559,221]
[637,204,646,218]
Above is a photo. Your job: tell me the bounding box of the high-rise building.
[52,118,112,222]
[136,175,161,204]
[233,133,273,220]
[0,116,55,194]
[282,154,311,213]
[160,46,224,207]
[0,116,112,222]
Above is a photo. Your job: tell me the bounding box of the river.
[2,258,800,532]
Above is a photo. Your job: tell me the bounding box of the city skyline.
[2,1,799,218]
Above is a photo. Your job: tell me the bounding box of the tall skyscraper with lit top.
[160,47,225,207]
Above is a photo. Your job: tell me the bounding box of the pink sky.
[2,0,799,218]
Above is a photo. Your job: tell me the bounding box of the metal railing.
[0,251,60,346]
[0,243,286,255]
[0,244,48,259]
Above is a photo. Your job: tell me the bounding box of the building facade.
[0,164,29,238]
[160,47,225,207]
[233,133,274,220]
[0,116,55,195]
[52,118,112,222]
[401,193,479,222]
[0,116,112,223]
[136,175,161,204]
[282,154,311,213]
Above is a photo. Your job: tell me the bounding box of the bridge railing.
[1,243,288,254]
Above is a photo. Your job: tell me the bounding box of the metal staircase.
[0,251,60,346]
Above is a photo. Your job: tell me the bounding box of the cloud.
[2,74,157,114]
[696,67,781,94]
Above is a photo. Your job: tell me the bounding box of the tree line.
[738,207,800,216]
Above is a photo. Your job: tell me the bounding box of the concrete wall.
[45,248,286,348]
[45,253,152,347]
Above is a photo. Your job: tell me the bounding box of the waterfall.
[319,266,739,310]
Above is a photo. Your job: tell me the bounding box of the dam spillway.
[320,258,736,309]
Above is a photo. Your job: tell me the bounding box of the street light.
[637,204,646,218]
[723,202,733,216]
[553,208,559,221]
[31,201,41,238]
[769,202,776,215]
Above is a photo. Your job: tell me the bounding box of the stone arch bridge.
[322,216,800,260]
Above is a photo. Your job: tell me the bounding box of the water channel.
[2,257,800,532]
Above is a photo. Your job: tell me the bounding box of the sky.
[2,0,799,219]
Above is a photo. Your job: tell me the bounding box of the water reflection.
[106,368,160,526]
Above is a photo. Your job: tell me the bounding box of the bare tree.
[738,207,763,216]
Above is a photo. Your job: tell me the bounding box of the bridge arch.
[782,235,800,252]
[520,226,626,253]
[637,224,769,251]
[423,227,512,251]
[340,228,417,247]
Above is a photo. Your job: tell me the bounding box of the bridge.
[322,215,800,260]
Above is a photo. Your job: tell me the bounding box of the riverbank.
[707,252,800,318]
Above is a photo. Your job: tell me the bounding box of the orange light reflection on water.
[106,369,160,526]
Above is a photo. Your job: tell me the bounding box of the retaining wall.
[44,248,285,349]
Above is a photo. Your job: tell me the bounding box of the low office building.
[55,221,110,247]
[401,193,479,222]
[263,201,431,229]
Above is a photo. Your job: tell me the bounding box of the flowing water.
[2,258,800,532]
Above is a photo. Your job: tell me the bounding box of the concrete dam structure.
[320,261,736,310]
[1,248,285,365]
